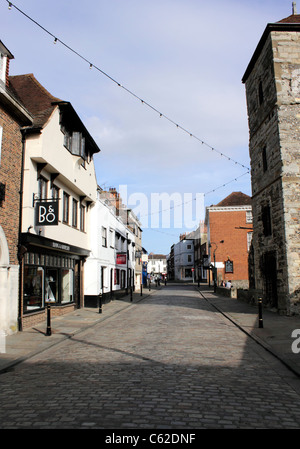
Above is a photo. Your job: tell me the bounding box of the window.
[38,176,48,200]
[24,266,44,312]
[262,205,272,236]
[259,80,264,105]
[72,199,78,228]
[102,227,107,247]
[52,185,60,200]
[114,269,120,285]
[262,146,268,172]
[110,229,114,248]
[121,270,126,288]
[23,252,75,312]
[0,53,7,83]
[247,232,253,252]
[188,255,192,262]
[80,204,85,232]
[61,269,73,303]
[62,126,88,164]
[246,210,253,223]
[63,192,70,224]
[187,244,191,249]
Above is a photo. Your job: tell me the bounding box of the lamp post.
[209,240,224,293]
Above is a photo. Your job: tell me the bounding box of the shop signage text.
[116,253,127,265]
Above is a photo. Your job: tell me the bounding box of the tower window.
[258,81,264,105]
[262,146,268,172]
[262,205,272,236]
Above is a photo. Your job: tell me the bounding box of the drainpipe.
[17,129,27,331]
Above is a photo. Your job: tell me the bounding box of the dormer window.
[61,125,88,164]
[0,52,7,83]
[0,42,13,86]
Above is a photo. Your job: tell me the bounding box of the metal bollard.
[258,297,263,328]
[98,294,102,314]
[130,286,133,302]
[140,284,143,296]
[46,303,51,336]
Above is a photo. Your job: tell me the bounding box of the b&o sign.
[35,202,59,226]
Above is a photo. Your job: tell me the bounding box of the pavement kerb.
[195,285,300,379]
[0,286,161,374]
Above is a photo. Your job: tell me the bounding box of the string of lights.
[5,0,250,171]
[139,170,250,219]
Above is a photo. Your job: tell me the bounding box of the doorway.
[263,252,278,308]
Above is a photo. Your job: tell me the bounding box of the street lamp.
[209,240,224,293]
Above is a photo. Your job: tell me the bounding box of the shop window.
[24,252,75,311]
[114,268,120,285]
[185,268,192,278]
[121,270,126,288]
[45,269,58,302]
[23,266,44,312]
[61,269,74,303]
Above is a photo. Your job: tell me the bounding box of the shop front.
[19,233,90,330]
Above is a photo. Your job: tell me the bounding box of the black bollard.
[46,303,51,336]
[258,297,263,328]
[140,284,143,296]
[130,286,133,302]
[98,294,102,314]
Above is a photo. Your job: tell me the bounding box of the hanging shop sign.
[116,253,127,265]
[35,201,59,226]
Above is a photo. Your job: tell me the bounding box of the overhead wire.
[5,0,250,172]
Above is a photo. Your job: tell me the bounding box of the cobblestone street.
[1,285,300,430]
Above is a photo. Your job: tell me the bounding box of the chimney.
[293,2,297,14]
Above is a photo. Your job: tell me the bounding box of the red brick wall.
[0,105,23,266]
[209,210,252,283]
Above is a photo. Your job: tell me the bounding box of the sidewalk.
[0,286,157,373]
[1,284,300,379]
[198,286,300,378]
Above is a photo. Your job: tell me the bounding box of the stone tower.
[242,5,300,314]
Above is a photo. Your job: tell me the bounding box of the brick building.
[205,192,253,288]
[242,5,300,314]
[0,42,32,334]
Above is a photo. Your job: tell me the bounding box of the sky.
[0,0,295,254]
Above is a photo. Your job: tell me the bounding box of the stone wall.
[244,30,300,315]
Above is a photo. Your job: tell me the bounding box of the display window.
[23,251,75,313]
